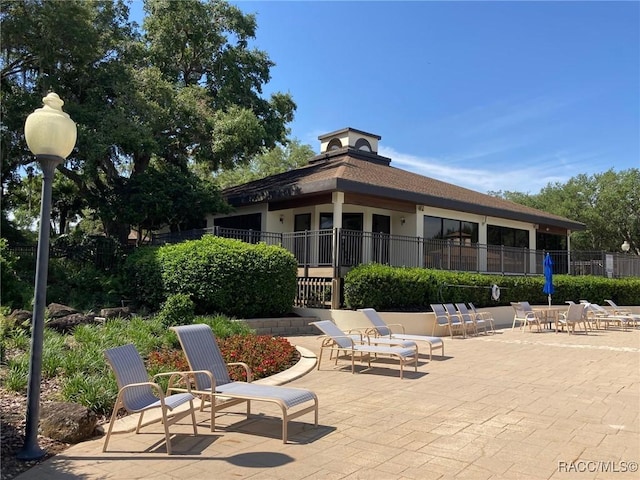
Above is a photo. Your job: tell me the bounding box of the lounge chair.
[445,303,476,336]
[557,303,588,334]
[511,302,542,332]
[171,324,318,443]
[604,300,640,326]
[430,303,465,338]
[358,308,444,360]
[310,320,418,379]
[103,344,199,454]
[468,302,496,333]
[581,302,634,331]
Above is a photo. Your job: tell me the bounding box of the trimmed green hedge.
[124,235,298,317]
[344,263,640,310]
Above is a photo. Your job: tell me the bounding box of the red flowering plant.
[146,335,299,384]
[219,335,299,381]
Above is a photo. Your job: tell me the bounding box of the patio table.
[532,307,566,331]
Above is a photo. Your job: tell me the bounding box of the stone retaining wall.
[240,317,318,336]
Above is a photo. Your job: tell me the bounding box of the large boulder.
[40,402,98,443]
[46,313,97,333]
[47,303,79,319]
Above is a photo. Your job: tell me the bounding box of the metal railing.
[151,227,640,278]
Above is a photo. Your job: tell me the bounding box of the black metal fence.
[151,227,640,278]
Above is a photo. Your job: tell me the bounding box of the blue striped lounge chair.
[171,324,318,443]
[358,308,444,360]
[310,320,418,379]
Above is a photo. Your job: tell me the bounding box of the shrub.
[46,258,124,312]
[218,335,298,381]
[0,239,32,310]
[157,294,195,327]
[125,235,298,317]
[121,246,164,309]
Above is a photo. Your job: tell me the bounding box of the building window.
[487,225,529,248]
[327,138,342,150]
[354,138,372,152]
[424,216,478,244]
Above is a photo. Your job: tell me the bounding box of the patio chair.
[468,302,496,334]
[581,303,634,331]
[510,302,542,332]
[445,303,476,336]
[358,308,444,360]
[557,303,588,334]
[171,324,318,443]
[430,303,465,338]
[310,320,418,379]
[103,344,199,455]
[455,303,489,335]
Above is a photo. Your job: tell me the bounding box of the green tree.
[214,140,314,189]
[491,169,640,254]
[1,0,296,243]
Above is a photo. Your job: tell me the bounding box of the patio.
[16,327,640,480]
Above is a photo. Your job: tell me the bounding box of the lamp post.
[17,93,77,460]
[621,240,630,253]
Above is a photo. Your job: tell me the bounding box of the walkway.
[17,327,640,479]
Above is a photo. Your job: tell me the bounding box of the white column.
[529,226,538,273]
[566,230,571,275]
[332,192,344,228]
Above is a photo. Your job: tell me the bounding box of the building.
[204,128,585,307]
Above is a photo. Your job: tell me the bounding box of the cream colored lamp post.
[621,240,630,253]
[17,93,77,460]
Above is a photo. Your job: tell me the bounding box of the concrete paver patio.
[17,327,640,480]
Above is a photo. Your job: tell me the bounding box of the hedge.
[344,263,640,311]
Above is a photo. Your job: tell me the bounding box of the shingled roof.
[223,147,585,231]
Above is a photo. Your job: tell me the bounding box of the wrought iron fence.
[152,227,640,278]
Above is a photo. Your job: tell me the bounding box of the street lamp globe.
[17,92,76,460]
[621,240,630,253]
[24,93,77,157]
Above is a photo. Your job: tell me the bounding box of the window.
[424,216,478,243]
[487,225,529,248]
[423,216,479,271]
[354,138,372,152]
[327,138,342,150]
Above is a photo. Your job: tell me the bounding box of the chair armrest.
[162,370,214,395]
[347,327,368,337]
[227,362,252,382]
[386,323,406,334]
[118,381,165,399]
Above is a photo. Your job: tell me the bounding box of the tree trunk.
[103,220,130,246]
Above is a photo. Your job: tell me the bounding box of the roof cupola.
[318,127,381,154]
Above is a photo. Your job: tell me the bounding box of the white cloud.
[380,145,592,194]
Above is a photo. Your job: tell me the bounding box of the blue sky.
[131,1,639,194]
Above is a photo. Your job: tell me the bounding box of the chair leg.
[189,399,198,436]
[160,406,172,455]
[102,399,122,452]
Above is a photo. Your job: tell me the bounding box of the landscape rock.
[99,306,132,319]
[46,313,97,333]
[6,309,32,329]
[47,303,79,319]
[40,402,98,444]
